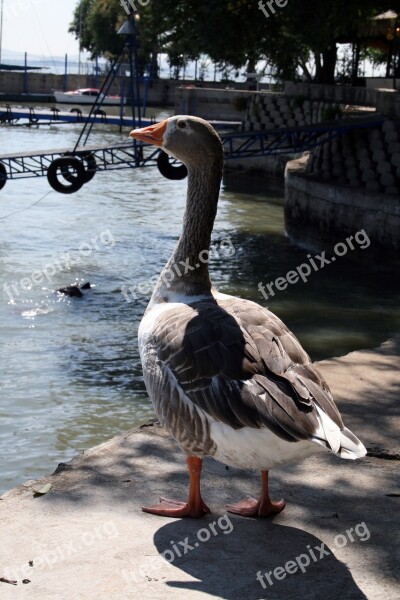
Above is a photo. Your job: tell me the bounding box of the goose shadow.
[153,517,367,599]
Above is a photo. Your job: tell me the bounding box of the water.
[1,120,399,493]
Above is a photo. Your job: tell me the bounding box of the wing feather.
[146,296,345,451]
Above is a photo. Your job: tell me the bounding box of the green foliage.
[88,0,125,58]
[69,0,119,58]
[362,47,388,68]
[69,0,399,83]
[69,0,97,56]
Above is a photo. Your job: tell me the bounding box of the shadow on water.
[216,220,400,361]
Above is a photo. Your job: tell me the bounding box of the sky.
[1,0,81,58]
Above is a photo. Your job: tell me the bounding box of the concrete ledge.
[1,338,400,599]
[284,81,400,118]
[175,87,253,121]
[285,163,400,251]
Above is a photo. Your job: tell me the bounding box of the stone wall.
[175,87,253,121]
[285,163,400,251]
[283,81,400,119]
[306,120,400,196]
[0,72,121,96]
[0,72,277,111]
[237,92,400,251]
[285,106,400,251]
[225,93,342,178]
[0,72,181,107]
[242,93,342,130]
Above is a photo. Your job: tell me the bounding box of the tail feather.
[312,405,366,459]
[339,427,367,459]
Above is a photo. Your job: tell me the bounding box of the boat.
[53,88,124,106]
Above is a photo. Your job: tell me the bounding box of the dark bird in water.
[57,282,91,298]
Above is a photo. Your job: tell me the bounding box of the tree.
[69,0,97,57]
[70,0,148,85]
[69,0,195,78]
[69,0,400,84]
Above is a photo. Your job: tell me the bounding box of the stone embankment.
[285,117,400,251]
[224,93,343,181]
[242,93,341,130]
[306,119,400,196]
[226,89,400,251]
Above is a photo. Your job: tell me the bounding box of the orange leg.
[142,456,211,518]
[226,470,285,518]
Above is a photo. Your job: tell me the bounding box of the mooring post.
[23,51,28,94]
[64,54,68,92]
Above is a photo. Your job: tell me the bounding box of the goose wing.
[146,296,345,452]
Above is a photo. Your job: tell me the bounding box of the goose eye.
[177,121,187,129]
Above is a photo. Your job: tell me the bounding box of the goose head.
[130,115,223,168]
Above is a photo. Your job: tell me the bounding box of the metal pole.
[119,77,125,131]
[78,0,82,87]
[142,76,148,118]
[0,0,3,69]
[128,37,136,129]
[95,55,99,88]
[393,23,400,91]
[64,53,68,91]
[24,51,28,94]
[132,21,142,126]
[73,43,126,151]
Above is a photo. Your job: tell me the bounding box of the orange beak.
[129,119,168,147]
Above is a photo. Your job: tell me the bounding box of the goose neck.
[155,159,223,301]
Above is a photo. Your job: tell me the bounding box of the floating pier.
[0,104,241,130]
[0,115,384,194]
[0,104,141,127]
